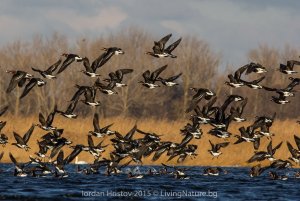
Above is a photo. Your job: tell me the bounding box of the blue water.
[0,164,299,201]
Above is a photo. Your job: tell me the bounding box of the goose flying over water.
[54,147,82,175]
[286,135,300,164]
[247,141,282,163]
[0,122,8,146]
[208,140,229,158]
[249,164,269,177]
[9,152,32,177]
[234,126,260,150]
[36,105,57,131]
[88,113,115,138]
[12,124,35,151]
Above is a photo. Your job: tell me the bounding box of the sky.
[0,0,300,66]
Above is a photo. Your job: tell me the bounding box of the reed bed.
[1,115,299,167]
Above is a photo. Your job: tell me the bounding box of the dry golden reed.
[1,115,299,167]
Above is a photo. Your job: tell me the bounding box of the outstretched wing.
[23,124,35,144]
[151,65,168,81]
[13,132,25,145]
[6,71,26,93]
[294,135,300,150]
[20,78,37,99]
[234,65,248,80]
[57,56,75,74]
[65,99,78,114]
[142,70,151,82]
[82,57,93,73]
[0,105,8,116]
[93,113,100,131]
[116,69,133,80]
[46,105,57,126]
[64,146,82,165]
[166,73,182,82]
[124,125,137,141]
[216,142,230,150]
[88,135,95,148]
[39,113,46,126]
[91,52,106,71]
[164,38,182,53]
[153,33,172,53]
[46,58,62,73]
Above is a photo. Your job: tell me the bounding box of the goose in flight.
[139,65,167,89]
[32,58,62,79]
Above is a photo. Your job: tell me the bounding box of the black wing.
[151,65,168,81]
[287,141,298,158]
[116,69,133,80]
[46,105,57,126]
[153,33,172,53]
[56,55,75,74]
[20,78,38,99]
[70,86,87,101]
[108,72,118,81]
[64,146,82,165]
[91,52,106,71]
[142,70,151,82]
[65,99,78,114]
[294,135,300,150]
[0,105,9,116]
[234,65,248,80]
[164,38,182,53]
[46,58,62,74]
[124,125,137,141]
[215,142,230,150]
[23,124,35,144]
[88,135,95,147]
[9,152,19,166]
[179,134,193,147]
[50,143,65,158]
[6,71,26,93]
[0,122,6,132]
[39,113,46,126]
[165,73,182,82]
[13,132,25,145]
[56,150,64,165]
[98,51,114,67]
[93,113,100,131]
[0,151,4,161]
[82,57,93,73]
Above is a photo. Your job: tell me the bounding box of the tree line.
[0,27,299,120]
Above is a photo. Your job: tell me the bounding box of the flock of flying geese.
[0,33,300,180]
